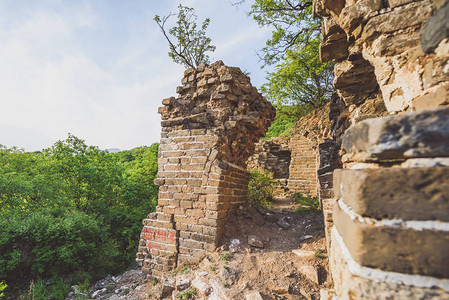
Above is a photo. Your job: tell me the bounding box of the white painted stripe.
[337,199,449,231]
[332,226,449,291]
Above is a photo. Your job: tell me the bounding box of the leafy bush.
[0,281,6,299]
[0,208,119,287]
[177,287,196,299]
[247,169,278,208]
[0,136,160,297]
[293,193,320,214]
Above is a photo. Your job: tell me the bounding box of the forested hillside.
[0,135,159,298]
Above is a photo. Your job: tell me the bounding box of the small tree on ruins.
[154,4,216,69]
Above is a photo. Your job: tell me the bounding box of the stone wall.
[331,108,449,299]
[247,136,290,190]
[247,104,333,197]
[313,0,449,297]
[288,104,333,197]
[316,0,449,116]
[288,135,318,197]
[136,61,275,277]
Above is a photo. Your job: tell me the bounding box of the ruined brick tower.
[136,61,275,277]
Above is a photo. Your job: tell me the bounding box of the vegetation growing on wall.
[154,4,216,69]
[0,135,159,297]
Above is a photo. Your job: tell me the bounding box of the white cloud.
[0,0,272,151]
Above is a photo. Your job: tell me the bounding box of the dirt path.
[78,204,330,300]
[270,196,300,212]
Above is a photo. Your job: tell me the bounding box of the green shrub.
[0,208,119,287]
[18,277,70,300]
[247,169,278,208]
[293,193,320,214]
[0,138,160,295]
[0,281,6,299]
[314,249,327,259]
[177,287,196,299]
[49,278,71,300]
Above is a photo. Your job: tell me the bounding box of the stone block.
[330,227,449,299]
[339,0,382,33]
[333,167,449,221]
[341,107,449,162]
[362,2,433,42]
[412,83,449,111]
[246,292,264,300]
[333,58,378,105]
[329,226,449,300]
[320,38,349,62]
[421,0,449,53]
[333,201,449,277]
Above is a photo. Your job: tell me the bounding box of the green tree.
[43,134,123,212]
[154,4,216,69]
[244,0,319,66]
[0,137,161,295]
[261,38,333,112]
[235,0,333,134]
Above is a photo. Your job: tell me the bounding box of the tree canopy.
[0,135,159,297]
[246,0,319,66]
[233,0,333,138]
[154,4,216,69]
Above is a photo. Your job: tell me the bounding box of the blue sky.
[0,0,273,151]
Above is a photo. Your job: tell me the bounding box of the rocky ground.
[68,199,331,300]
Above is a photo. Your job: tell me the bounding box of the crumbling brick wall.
[288,104,333,198]
[247,104,333,198]
[247,136,291,191]
[136,61,275,277]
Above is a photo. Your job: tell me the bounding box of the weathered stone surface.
[161,277,175,298]
[401,157,449,168]
[192,277,212,295]
[412,83,449,111]
[333,58,378,105]
[388,0,415,8]
[245,291,264,300]
[330,228,449,300]
[313,0,449,295]
[362,2,433,42]
[248,235,264,248]
[339,0,382,33]
[323,17,346,41]
[299,266,320,284]
[333,167,449,221]
[322,0,346,15]
[372,31,421,57]
[319,288,338,300]
[421,0,449,53]
[341,107,449,162]
[292,249,316,259]
[176,277,191,291]
[333,202,449,277]
[320,38,349,62]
